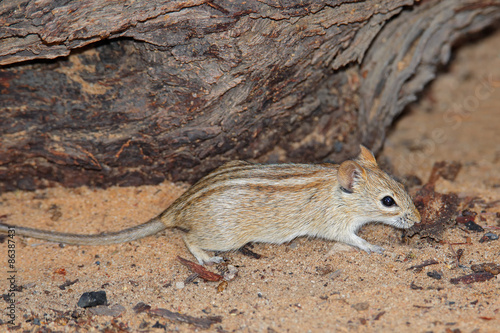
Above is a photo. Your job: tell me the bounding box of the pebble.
[223,265,239,281]
[464,221,484,232]
[427,270,443,280]
[175,281,185,289]
[484,232,498,240]
[351,302,370,311]
[133,302,151,313]
[88,304,125,317]
[479,232,499,243]
[77,290,107,308]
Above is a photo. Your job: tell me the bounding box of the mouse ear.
[357,145,378,167]
[338,160,366,193]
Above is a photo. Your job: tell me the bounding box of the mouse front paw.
[343,235,385,254]
[205,256,225,265]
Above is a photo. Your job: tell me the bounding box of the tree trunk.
[1,0,499,191]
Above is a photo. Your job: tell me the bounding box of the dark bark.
[0,0,499,191]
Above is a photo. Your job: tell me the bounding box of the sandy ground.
[1,31,499,332]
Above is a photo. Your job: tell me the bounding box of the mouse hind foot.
[182,235,224,265]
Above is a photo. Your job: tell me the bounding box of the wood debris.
[177,256,223,282]
[405,161,462,241]
[150,308,222,329]
[406,259,439,272]
[449,272,495,285]
[471,263,500,275]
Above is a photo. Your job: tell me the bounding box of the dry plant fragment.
[373,311,386,321]
[449,272,495,285]
[471,263,500,275]
[177,256,223,282]
[410,281,423,290]
[133,302,151,314]
[58,279,78,290]
[238,244,262,259]
[406,259,439,272]
[405,162,462,242]
[217,281,228,292]
[150,308,222,329]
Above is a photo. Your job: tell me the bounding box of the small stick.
[177,256,223,282]
[406,259,439,271]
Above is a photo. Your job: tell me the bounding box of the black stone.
[77,291,107,308]
[464,221,484,232]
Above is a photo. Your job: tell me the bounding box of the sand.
[0,30,499,332]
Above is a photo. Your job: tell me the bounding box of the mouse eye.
[381,196,396,207]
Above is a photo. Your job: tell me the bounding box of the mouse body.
[0,146,421,264]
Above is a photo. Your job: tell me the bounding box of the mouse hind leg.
[182,234,224,265]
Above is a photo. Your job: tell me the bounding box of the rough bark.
[0,0,499,191]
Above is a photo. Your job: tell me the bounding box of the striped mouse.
[0,146,421,264]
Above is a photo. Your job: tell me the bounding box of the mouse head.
[337,146,421,229]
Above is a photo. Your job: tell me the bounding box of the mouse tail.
[0,216,168,245]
